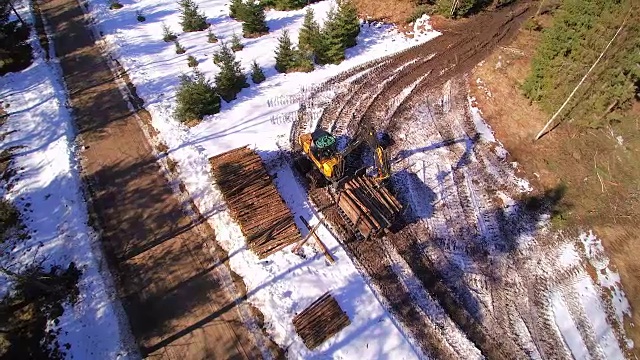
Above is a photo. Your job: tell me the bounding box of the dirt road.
[38,0,278,358]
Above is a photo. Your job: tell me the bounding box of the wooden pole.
[292,217,323,253]
[300,216,335,264]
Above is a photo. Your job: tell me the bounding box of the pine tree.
[298,7,320,56]
[242,0,269,38]
[230,32,244,51]
[335,0,360,49]
[274,0,307,11]
[229,0,248,20]
[318,7,345,64]
[213,40,234,65]
[187,55,198,67]
[174,70,221,123]
[207,28,218,43]
[162,23,177,42]
[214,42,249,102]
[292,50,314,72]
[274,29,296,73]
[178,0,208,32]
[175,40,186,54]
[250,60,266,84]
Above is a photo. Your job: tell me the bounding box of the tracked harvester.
[294,124,403,239]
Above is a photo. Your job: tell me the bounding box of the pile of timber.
[337,176,403,239]
[209,146,301,258]
[293,292,350,349]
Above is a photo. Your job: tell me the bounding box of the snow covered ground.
[81,0,441,358]
[0,1,135,358]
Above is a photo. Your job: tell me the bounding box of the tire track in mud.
[301,186,452,359]
[288,2,540,358]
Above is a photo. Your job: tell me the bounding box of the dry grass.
[353,0,417,24]
[470,22,640,357]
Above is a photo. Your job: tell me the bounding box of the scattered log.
[299,216,335,264]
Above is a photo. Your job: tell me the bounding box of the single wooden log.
[299,216,335,264]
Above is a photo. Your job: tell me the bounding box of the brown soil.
[37,0,280,358]
[353,0,416,24]
[469,18,640,358]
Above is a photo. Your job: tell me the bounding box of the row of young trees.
[174,40,266,123]
[274,0,360,73]
[174,0,362,123]
[522,0,639,129]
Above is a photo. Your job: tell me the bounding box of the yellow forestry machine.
[294,124,403,239]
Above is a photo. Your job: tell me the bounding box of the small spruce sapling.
[175,40,186,54]
[230,32,244,51]
[214,41,249,102]
[162,23,177,42]
[242,0,269,38]
[136,10,146,22]
[174,69,221,124]
[274,29,295,73]
[187,55,198,67]
[108,0,123,10]
[207,28,218,43]
[250,60,265,84]
[178,0,208,32]
[229,0,248,20]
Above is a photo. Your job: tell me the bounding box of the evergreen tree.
[292,50,314,72]
[229,0,248,20]
[162,23,177,42]
[178,0,208,32]
[318,7,345,64]
[174,40,186,54]
[187,55,198,67]
[335,0,360,49]
[174,70,221,123]
[213,40,234,65]
[230,32,244,51]
[274,29,296,73]
[250,60,266,84]
[214,42,249,102]
[298,7,320,56]
[242,0,269,37]
[274,0,307,11]
[207,28,218,43]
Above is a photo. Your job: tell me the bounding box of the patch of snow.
[558,242,581,269]
[551,292,590,359]
[574,276,625,358]
[616,135,623,146]
[0,1,136,358]
[578,231,632,329]
[467,95,495,142]
[80,0,443,358]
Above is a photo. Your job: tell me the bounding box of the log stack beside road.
[209,146,301,258]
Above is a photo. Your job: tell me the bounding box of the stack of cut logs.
[209,146,301,258]
[293,292,351,349]
[337,175,403,239]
